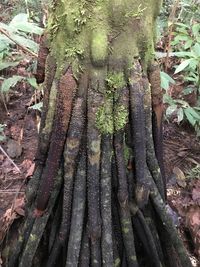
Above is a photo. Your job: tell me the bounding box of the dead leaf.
[25,162,35,178]
[173,167,186,188]
[3,208,17,222]
[2,159,13,174]
[192,188,200,203]
[13,198,25,211]
[15,207,25,216]
[7,139,22,158]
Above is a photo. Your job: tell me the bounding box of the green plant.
[164,94,200,136]
[158,1,200,136]
[186,164,200,180]
[172,23,200,91]
[160,71,175,90]
[0,12,43,99]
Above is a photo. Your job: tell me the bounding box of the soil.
[0,78,39,244]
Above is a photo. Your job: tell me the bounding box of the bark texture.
[3,1,192,267]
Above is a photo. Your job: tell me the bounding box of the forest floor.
[0,76,199,265]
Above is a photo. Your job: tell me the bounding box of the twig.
[0,27,37,58]
[0,145,21,173]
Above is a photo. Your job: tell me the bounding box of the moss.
[91,28,108,66]
[114,105,128,131]
[96,99,114,134]
[125,4,147,19]
[47,0,160,79]
[95,70,128,134]
[106,72,126,91]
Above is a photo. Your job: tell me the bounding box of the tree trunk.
[3,1,192,266]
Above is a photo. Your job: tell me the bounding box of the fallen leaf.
[173,167,186,188]
[15,207,25,217]
[25,162,35,178]
[7,139,22,158]
[192,188,200,203]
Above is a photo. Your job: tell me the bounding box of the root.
[129,61,149,208]
[46,83,86,266]
[100,135,113,266]
[66,152,86,267]
[148,62,166,192]
[87,87,103,266]
[114,131,138,267]
[150,179,192,267]
[79,227,90,267]
[5,59,193,267]
[18,170,62,267]
[143,77,165,200]
[36,67,77,211]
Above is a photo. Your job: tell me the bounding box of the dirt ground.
[0,79,39,243]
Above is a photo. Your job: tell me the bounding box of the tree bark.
[3,1,192,267]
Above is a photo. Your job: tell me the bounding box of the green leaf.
[0,124,6,132]
[184,108,196,126]
[189,59,198,70]
[27,77,38,89]
[163,94,175,105]
[0,61,20,71]
[186,107,200,120]
[166,105,177,117]
[174,23,189,29]
[177,108,184,123]
[29,102,43,112]
[183,87,195,95]
[192,43,200,57]
[0,135,6,141]
[0,39,9,52]
[160,71,175,90]
[12,34,39,52]
[174,59,192,74]
[15,22,43,35]
[9,13,43,35]
[173,51,192,58]
[175,99,189,107]
[184,39,193,50]
[192,24,200,37]
[176,28,188,34]
[1,75,24,92]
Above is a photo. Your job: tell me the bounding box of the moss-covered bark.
[2,1,192,267]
